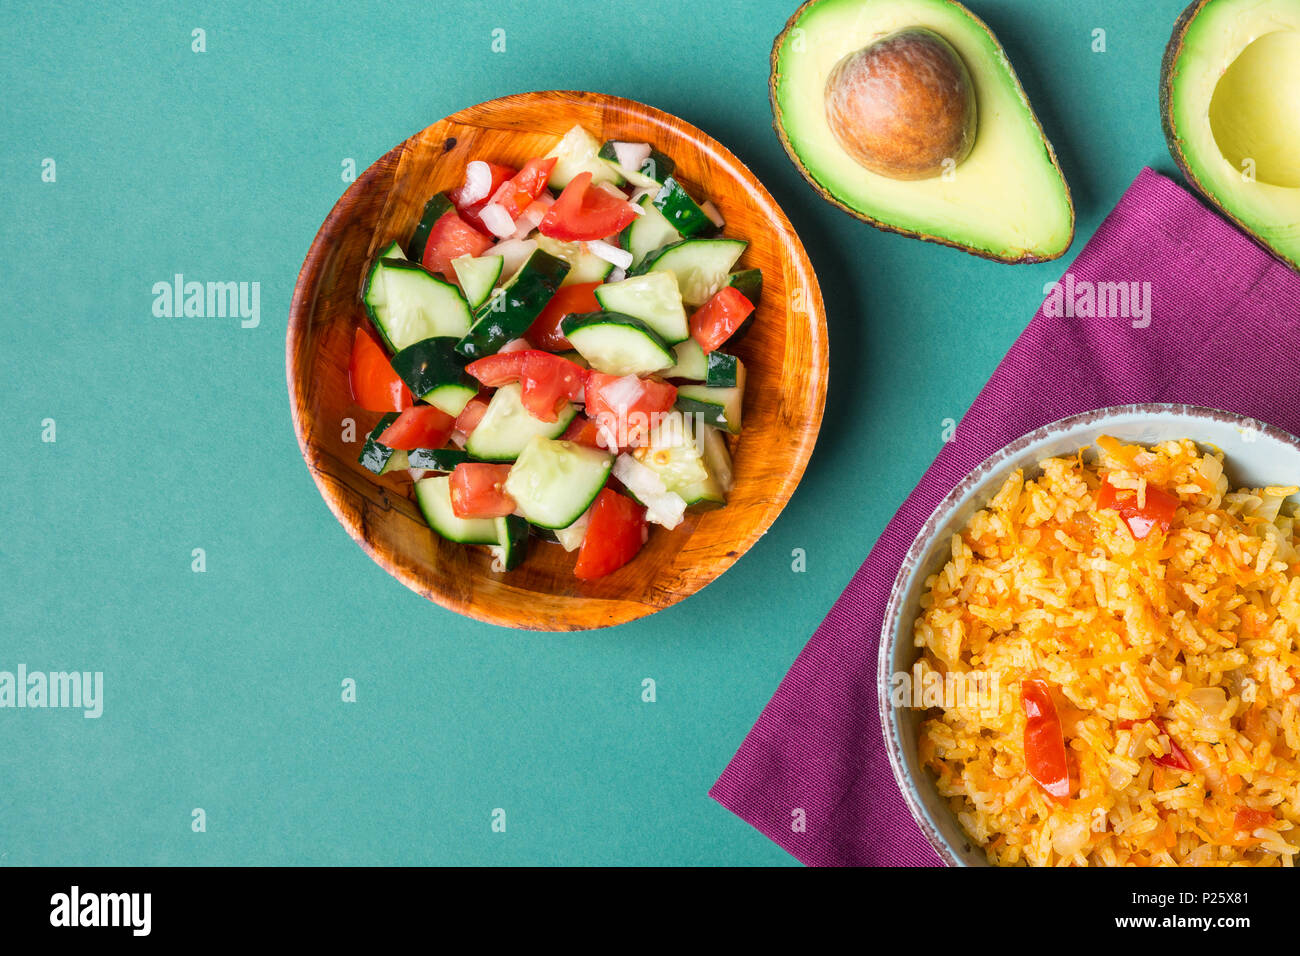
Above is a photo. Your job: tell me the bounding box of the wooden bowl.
[287,91,828,630]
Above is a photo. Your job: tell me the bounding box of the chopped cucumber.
[593,272,689,344]
[358,413,410,475]
[705,350,740,388]
[666,338,707,381]
[676,423,732,507]
[632,238,747,307]
[451,254,504,311]
[674,361,746,435]
[535,235,615,285]
[363,258,473,351]
[545,124,625,190]
[407,193,454,262]
[504,437,613,530]
[389,337,478,417]
[376,239,405,261]
[407,447,474,473]
[633,413,731,508]
[464,382,576,462]
[726,268,762,306]
[619,194,682,269]
[490,515,530,571]
[561,311,675,376]
[456,249,569,360]
[651,176,715,238]
[415,475,497,544]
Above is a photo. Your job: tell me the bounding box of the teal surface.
[0,0,1192,865]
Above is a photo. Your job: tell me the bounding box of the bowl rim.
[876,402,1300,866]
[285,90,829,630]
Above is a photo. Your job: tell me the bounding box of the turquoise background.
[0,0,1191,865]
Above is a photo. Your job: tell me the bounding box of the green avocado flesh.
[1163,0,1300,270]
[771,0,1074,263]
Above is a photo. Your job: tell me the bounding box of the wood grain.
[286,91,828,630]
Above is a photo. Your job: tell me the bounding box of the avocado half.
[1161,0,1300,272]
[770,0,1075,264]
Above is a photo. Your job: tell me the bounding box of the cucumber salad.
[348,124,760,580]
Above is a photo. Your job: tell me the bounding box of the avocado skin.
[1159,0,1300,274]
[768,0,1075,265]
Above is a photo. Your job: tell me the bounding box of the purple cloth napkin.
[710,167,1300,866]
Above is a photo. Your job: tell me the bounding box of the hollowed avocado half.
[1161,0,1300,271]
[770,0,1074,264]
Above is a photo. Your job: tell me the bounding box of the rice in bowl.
[914,436,1300,866]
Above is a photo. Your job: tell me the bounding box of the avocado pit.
[824,27,977,181]
[1208,29,1300,188]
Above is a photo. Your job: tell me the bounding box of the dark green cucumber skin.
[407,447,474,472]
[407,193,454,262]
[390,336,473,400]
[651,177,714,238]
[597,142,676,185]
[530,526,561,544]
[673,395,732,431]
[721,270,763,344]
[362,257,452,352]
[705,351,740,387]
[559,310,673,352]
[498,514,530,570]
[358,413,402,474]
[726,269,762,306]
[455,250,570,361]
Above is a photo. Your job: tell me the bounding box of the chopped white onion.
[459,160,493,205]
[700,199,725,229]
[587,239,633,271]
[612,141,652,173]
[606,267,626,283]
[498,337,533,353]
[491,237,538,278]
[613,454,686,529]
[509,192,553,240]
[478,202,516,238]
[627,186,655,207]
[450,430,468,449]
[594,180,630,200]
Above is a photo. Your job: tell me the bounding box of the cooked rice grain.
[916,437,1300,866]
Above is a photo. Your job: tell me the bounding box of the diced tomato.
[1096,478,1179,540]
[377,405,455,450]
[573,488,648,580]
[449,463,516,519]
[526,282,602,352]
[584,373,677,447]
[349,327,411,413]
[689,286,755,354]
[465,350,587,423]
[454,396,490,437]
[1021,678,1071,802]
[421,210,494,281]
[539,171,639,242]
[1233,807,1275,835]
[486,157,557,220]
[1117,716,1193,771]
[450,162,516,234]
[560,414,613,451]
